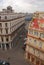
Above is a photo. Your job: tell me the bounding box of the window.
[1,29,2,33]
[0,23,2,27]
[1,37,3,42]
[40,33,41,37]
[10,36,12,40]
[40,33,44,38]
[6,29,8,34]
[5,16,7,19]
[34,39,36,42]
[34,39,37,45]
[5,23,8,27]
[29,29,33,34]
[34,31,38,36]
[29,38,32,43]
[37,51,40,57]
[6,37,9,42]
[0,29,2,33]
[39,41,42,48]
[33,48,35,54]
[29,38,31,40]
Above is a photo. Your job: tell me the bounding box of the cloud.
[0,0,44,12]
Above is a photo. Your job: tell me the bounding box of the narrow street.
[0,36,32,65]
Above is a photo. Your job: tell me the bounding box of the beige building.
[25,12,44,65]
[0,6,25,50]
[33,11,44,19]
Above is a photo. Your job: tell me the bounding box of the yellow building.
[25,12,44,65]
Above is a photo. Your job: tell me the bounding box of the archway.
[41,62,44,65]
[36,59,40,65]
[6,44,9,49]
[31,56,35,63]
[28,53,30,59]
[2,44,5,50]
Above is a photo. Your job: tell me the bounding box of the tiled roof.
[39,19,44,23]
[31,18,44,30]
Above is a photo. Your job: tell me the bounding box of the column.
[12,43,13,48]
[30,56,32,62]
[25,52,28,59]
[34,58,36,65]
[9,43,11,49]
[5,44,7,50]
[1,44,2,49]
[39,61,41,65]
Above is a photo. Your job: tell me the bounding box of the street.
[0,35,33,65]
[0,16,33,65]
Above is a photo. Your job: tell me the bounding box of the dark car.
[0,60,10,65]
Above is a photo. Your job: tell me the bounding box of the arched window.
[6,37,9,42]
[1,37,3,42]
[6,29,8,34]
[5,16,7,19]
[5,23,8,27]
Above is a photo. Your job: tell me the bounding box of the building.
[25,14,32,31]
[25,12,44,65]
[0,6,25,50]
[33,11,44,19]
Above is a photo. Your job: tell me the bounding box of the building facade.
[25,12,44,65]
[0,6,25,50]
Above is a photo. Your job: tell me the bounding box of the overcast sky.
[0,0,44,13]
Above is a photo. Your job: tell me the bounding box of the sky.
[0,0,44,13]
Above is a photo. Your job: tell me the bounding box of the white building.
[0,6,25,50]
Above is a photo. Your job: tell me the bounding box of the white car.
[24,38,27,41]
[0,60,10,65]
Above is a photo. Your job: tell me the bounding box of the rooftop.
[30,18,44,31]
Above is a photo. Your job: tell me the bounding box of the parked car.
[0,60,10,65]
[24,38,27,41]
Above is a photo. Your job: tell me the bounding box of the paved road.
[0,37,33,65]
